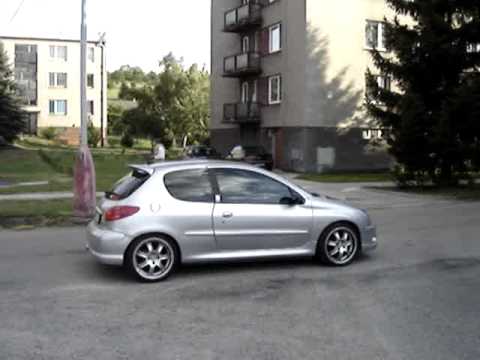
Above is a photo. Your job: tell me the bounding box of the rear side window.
[107,169,150,200]
[164,169,213,203]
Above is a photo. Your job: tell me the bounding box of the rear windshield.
[107,169,150,200]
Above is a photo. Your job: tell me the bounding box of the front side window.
[215,168,293,205]
[268,75,282,104]
[269,23,282,53]
[164,169,213,203]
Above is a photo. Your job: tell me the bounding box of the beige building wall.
[1,36,106,136]
[305,0,396,128]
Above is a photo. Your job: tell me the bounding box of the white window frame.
[49,72,68,88]
[49,100,68,116]
[268,75,282,105]
[88,47,95,62]
[363,129,384,140]
[365,21,386,51]
[269,23,282,54]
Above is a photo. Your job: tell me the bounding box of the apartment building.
[211,0,395,172]
[0,36,107,145]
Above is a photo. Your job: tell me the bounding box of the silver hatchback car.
[87,160,377,282]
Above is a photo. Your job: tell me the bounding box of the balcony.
[223,52,261,78]
[224,102,261,124]
[224,2,262,33]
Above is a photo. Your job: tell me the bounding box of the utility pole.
[73,0,96,220]
[97,32,106,147]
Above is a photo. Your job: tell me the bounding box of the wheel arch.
[316,220,362,255]
[124,232,183,265]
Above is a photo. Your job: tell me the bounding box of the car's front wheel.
[316,223,360,266]
[125,235,179,282]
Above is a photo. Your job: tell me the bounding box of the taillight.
[104,206,140,222]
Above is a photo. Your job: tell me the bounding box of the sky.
[0,0,211,72]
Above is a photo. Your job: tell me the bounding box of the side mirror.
[280,197,299,206]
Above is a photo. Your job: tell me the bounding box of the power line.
[9,0,27,24]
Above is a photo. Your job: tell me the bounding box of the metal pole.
[80,0,87,146]
[73,0,96,220]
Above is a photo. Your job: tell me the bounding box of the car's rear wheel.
[317,223,359,266]
[125,235,178,282]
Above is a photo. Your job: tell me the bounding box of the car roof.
[130,160,263,174]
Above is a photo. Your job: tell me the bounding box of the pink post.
[73,145,96,219]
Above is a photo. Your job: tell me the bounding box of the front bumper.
[361,225,378,253]
[86,221,130,266]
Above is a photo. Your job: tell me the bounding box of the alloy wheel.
[324,227,358,265]
[132,238,174,281]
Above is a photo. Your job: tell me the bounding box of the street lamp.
[73,0,96,220]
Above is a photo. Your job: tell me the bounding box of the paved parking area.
[1,183,479,360]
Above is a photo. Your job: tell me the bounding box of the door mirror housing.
[279,196,303,206]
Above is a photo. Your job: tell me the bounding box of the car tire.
[125,235,179,282]
[316,222,360,266]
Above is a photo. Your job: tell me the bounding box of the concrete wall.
[1,37,106,133]
[260,0,306,129]
[304,0,396,129]
[210,0,241,132]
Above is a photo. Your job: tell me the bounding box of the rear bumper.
[361,225,378,253]
[86,221,130,266]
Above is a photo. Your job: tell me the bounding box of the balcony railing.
[224,102,261,124]
[224,52,261,77]
[224,2,262,32]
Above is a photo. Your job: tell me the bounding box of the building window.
[366,74,392,104]
[268,75,282,105]
[363,129,384,140]
[376,75,391,91]
[467,43,480,53]
[49,100,68,115]
[88,47,95,62]
[269,23,282,53]
[242,36,250,53]
[366,21,386,51]
[87,74,94,88]
[49,73,68,88]
[88,100,95,115]
[49,45,68,61]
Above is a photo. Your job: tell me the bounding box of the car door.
[211,168,313,251]
[162,168,216,259]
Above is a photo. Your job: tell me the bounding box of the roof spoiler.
[128,164,154,176]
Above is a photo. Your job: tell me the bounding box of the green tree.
[107,104,125,135]
[122,53,210,150]
[0,42,25,143]
[366,1,480,185]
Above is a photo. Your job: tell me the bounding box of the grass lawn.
[297,172,393,183]
[0,147,148,195]
[0,199,73,218]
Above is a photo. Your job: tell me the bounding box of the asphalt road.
[1,187,480,359]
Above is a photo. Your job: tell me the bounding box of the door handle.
[222,212,233,219]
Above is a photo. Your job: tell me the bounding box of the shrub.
[88,124,101,148]
[120,132,134,148]
[40,127,57,141]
